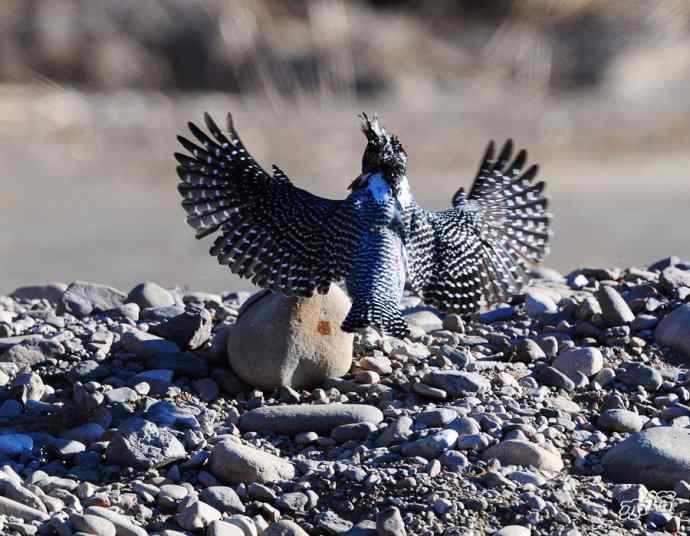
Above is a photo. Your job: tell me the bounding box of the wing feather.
[176,113,353,296]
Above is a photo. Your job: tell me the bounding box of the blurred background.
[1,0,689,294]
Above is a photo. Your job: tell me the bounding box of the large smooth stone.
[240,403,383,435]
[553,347,604,380]
[126,282,175,309]
[226,286,353,390]
[602,427,690,489]
[57,281,126,317]
[208,439,296,484]
[595,286,634,326]
[655,304,690,358]
[481,440,563,472]
[10,283,67,303]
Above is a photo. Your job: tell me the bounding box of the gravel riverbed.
[1,258,690,535]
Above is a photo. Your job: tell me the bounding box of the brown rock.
[227,286,353,390]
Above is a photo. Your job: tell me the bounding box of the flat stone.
[10,282,67,303]
[603,427,690,489]
[265,520,309,536]
[532,366,575,392]
[0,496,49,522]
[120,328,180,359]
[126,282,175,309]
[58,281,126,317]
[86,506,148,536]
[200,486,246,514]
[618,364,663,391]
[481,440,564,472]
[401,430,458,458]
[239,404,383,435]
[655,304,690,358]
[0,339,63,367]
[595,286,634,326]
[422,371,490,396]
[70,513,117,536]
[0,335,45,353]
[208,439,296,484]
[553,347,603,379]
[597,409,645,433]
[105,417,187,469]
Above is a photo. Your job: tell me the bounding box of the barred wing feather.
[176,113,353,297]
[413,139,551,314]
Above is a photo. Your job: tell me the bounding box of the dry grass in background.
[1,0,689,293]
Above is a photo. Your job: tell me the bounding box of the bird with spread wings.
[175,113,551,337]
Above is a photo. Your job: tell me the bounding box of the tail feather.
[342,299,410,338]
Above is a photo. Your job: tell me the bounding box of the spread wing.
[409,139,551,314]
[175,113,353,296]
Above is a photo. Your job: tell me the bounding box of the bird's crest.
[358,112,406,172]
[359,112,389,144]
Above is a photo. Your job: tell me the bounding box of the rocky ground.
[1,258,690,536]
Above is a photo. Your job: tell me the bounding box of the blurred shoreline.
[2,84,689,295]
[1,0,690,294]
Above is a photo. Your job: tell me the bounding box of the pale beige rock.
[0,495,49,522]
[227,286,353,390]
[481,440,564,472]
[265,520,310,536]
[209,439,296,484]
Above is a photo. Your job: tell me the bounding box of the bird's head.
[358,113,407,195]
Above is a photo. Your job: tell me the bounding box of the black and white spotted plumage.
[175,113,551,337]
[405,139,551,314]
[176,113,357,297]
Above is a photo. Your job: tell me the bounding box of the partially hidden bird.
[175,113,551,338]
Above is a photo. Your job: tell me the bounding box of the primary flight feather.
[175,113,551,337]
